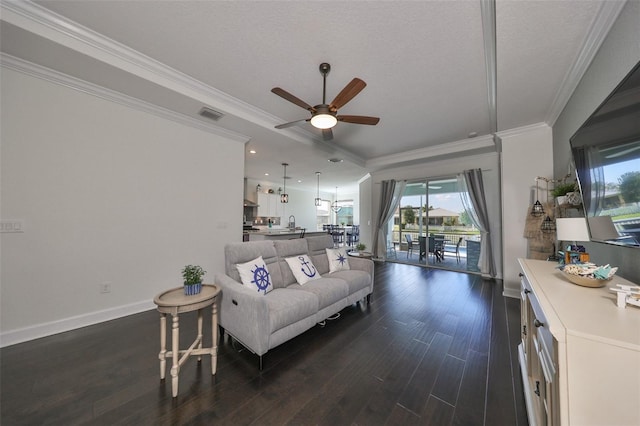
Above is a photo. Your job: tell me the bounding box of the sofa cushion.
[264,288,319,333]
[326,247,350,272]
[274,238,310,286]
[284,255,321,285]
[287,277,349,310]
[225,241,286,289]
[306,235,334,275]
[236,256,273,294]
[326,269,371,295]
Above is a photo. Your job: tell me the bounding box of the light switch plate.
[1,220,24,233]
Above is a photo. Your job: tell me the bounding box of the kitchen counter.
[248,230,327,241]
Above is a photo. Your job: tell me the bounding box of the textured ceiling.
[1,0,617,192]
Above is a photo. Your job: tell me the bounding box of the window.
[336,200,353,225]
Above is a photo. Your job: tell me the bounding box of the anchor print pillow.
[236,256,273,294]
[326,247,351,273]
[285,254,321,285]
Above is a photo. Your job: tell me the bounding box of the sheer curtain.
[373,180,407,259]
[458,169,496,277]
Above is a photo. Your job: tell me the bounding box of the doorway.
[390,178,481,273]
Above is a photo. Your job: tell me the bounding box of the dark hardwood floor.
[1,262,528,425]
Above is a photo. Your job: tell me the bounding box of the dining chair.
[443,237,463,263]
[418,236,426,262]
[405,234,418,258]
[347,225,359,246]
[387,239,397,259]
[428,236,442,262]
[331,225,344,247]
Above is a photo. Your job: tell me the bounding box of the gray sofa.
[215,235,374,367]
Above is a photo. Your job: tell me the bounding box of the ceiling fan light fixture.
[272,63,378,139]
[310,113,337,129]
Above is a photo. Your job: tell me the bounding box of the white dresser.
[518,258,640,425]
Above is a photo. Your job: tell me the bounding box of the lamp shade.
[556,218,590,242]
[587,216,619,241]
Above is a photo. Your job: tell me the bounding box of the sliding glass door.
[390,177,481,272]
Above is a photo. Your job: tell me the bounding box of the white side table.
[153,284,221,397]
[348,251,373,259]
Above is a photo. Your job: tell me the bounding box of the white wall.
[552,0,640,284]
[358,175,373,251]
[499,124,553,297]
[0,67,245,346]
[368,152,502,279]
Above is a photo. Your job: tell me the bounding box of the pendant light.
[540,215,556,233]
[540,179,555,233]
[331,186,341,213]
[530,177,544,217]
[280,163,288,203]
[314,172,322,206]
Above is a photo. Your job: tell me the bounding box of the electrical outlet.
[100,282,111,293]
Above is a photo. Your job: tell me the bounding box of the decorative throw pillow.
[236,256,273,294]
[285,254,321,285]
[326,247,350,273]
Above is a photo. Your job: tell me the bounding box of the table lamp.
[556,217,590,264]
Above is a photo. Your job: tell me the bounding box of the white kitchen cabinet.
[518,258,640,425]
[257,193,280,217]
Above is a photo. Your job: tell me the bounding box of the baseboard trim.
[503,287,521,299]
[0,300,155,348]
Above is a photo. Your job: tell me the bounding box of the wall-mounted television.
[570,60,640,248]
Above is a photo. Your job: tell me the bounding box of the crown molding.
[545,0,627,126]
[1,0,366,166]
[0,1,265,124]
[1,53,250,143]
[357,173,372,185]
[495,122,550,139]
[366,135,495,169]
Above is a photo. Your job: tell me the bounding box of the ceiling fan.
[271,63,380,141]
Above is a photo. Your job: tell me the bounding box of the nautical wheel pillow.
[326,247,350,273]
[236,256,273,294]
[285,254,321,285]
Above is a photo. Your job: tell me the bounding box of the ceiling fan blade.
[322,128,333,141]
[275,118,310,129]
[337,115,380,125]
[330,78,366,110]
[271,87,315,112]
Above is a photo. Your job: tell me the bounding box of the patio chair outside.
[443,237,463,263]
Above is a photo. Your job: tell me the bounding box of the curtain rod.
[373,168,493,184]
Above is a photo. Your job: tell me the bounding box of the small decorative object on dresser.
[355,243,366,252]
[181,264,206,295]
[560,262,617,288]
[610,284,640,309]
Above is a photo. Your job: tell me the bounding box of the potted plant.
[181,264,206,295]
[552,182,576,205]
[355,243,366,253]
